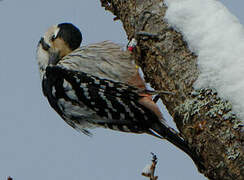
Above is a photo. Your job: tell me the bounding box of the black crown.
[57,23,82,50]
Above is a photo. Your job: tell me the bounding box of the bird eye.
[51,34,56,41]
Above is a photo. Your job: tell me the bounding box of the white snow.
[164,0,244,121]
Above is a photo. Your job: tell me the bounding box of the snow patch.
[164,0,244,121]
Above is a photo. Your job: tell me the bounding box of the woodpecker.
[37,23,204,170]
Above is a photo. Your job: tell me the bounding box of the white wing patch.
[52,86,56,96]
[62,80,78,101]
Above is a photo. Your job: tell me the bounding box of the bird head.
[37,23,82,79]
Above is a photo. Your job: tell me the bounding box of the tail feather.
[151,122,205,171]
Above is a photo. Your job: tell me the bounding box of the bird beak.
[39,37,50,51]
[48,51,60,65]
[39,37,60,65]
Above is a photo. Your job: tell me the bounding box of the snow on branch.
[165,0,244,124]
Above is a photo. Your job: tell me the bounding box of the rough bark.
[100,0,244,179]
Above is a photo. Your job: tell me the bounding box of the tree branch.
[99,0,244,179]
[141,153,158,180]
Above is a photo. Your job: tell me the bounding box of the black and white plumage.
[37,23,204,169]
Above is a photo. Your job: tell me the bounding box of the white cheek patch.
[53,27,60,39]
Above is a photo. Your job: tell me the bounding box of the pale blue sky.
[0,0,243,180]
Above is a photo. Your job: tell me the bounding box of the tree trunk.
[99,0,244,179]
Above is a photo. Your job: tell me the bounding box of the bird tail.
[150,122,205,171]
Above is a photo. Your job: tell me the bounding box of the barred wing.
[43,66,159,133]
